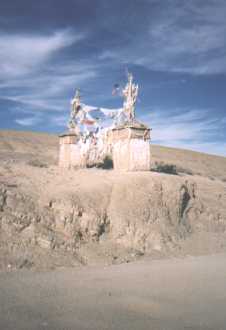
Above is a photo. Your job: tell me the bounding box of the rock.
[18,258,34,269]
[0,186,7,211]
[36,236,52,249]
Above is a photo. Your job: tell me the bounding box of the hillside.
[151,144,226,181]
[0,130,58,165]
[0,129,226,180]
[0,130,226,271]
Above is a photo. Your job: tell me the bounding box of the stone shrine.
[59,73,151,171]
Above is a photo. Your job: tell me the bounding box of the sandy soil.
[1,162,226,269]
[1,253,226,330]
[0,130,226,269]
[0,130,226,329]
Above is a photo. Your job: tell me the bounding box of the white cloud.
[0,30,99,137]
[99,1,226,74]
[4,65,98,113]
[15,116,41,126]
[0,30,84,78]
[141,108,226,157]
[15,113,68,128]
[155,140,226,158]
[51,115,67,127]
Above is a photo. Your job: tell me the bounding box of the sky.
[0,0,226,156]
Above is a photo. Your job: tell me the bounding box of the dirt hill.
[0,130,226,271]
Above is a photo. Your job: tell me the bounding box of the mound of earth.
[0,130,226,271]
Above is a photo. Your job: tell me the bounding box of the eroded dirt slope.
[0,130,226,270]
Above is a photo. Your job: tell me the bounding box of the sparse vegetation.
[151,161,194,176]
[96,155,113,169]
[151,162,178,175]
[27,159,48,168]
[102,155,113,169]
[176,166,193,176]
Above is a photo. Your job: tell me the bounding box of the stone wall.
[108,126,150,143]
[59,133,107,169]
[111,126,151,171]
[59,126,151,171]
[113,138,151,171]
[59,134,84,168]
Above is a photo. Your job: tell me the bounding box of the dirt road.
[1,254,226,330]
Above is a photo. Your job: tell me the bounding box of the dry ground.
[1,254,226,330]
[1,129,226,179]
[0,130,226,329]
[0,129,226,270]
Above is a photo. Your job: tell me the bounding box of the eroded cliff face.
[0,165,226,270]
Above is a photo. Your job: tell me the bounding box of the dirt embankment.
[0,130,226,271]
[0,165,226,271]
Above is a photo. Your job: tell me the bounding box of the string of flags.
[112,83,120,96]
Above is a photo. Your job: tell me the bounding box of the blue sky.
[0,0,225,156]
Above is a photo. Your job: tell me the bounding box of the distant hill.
[0,130,58,165]
[0,129,225,181]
